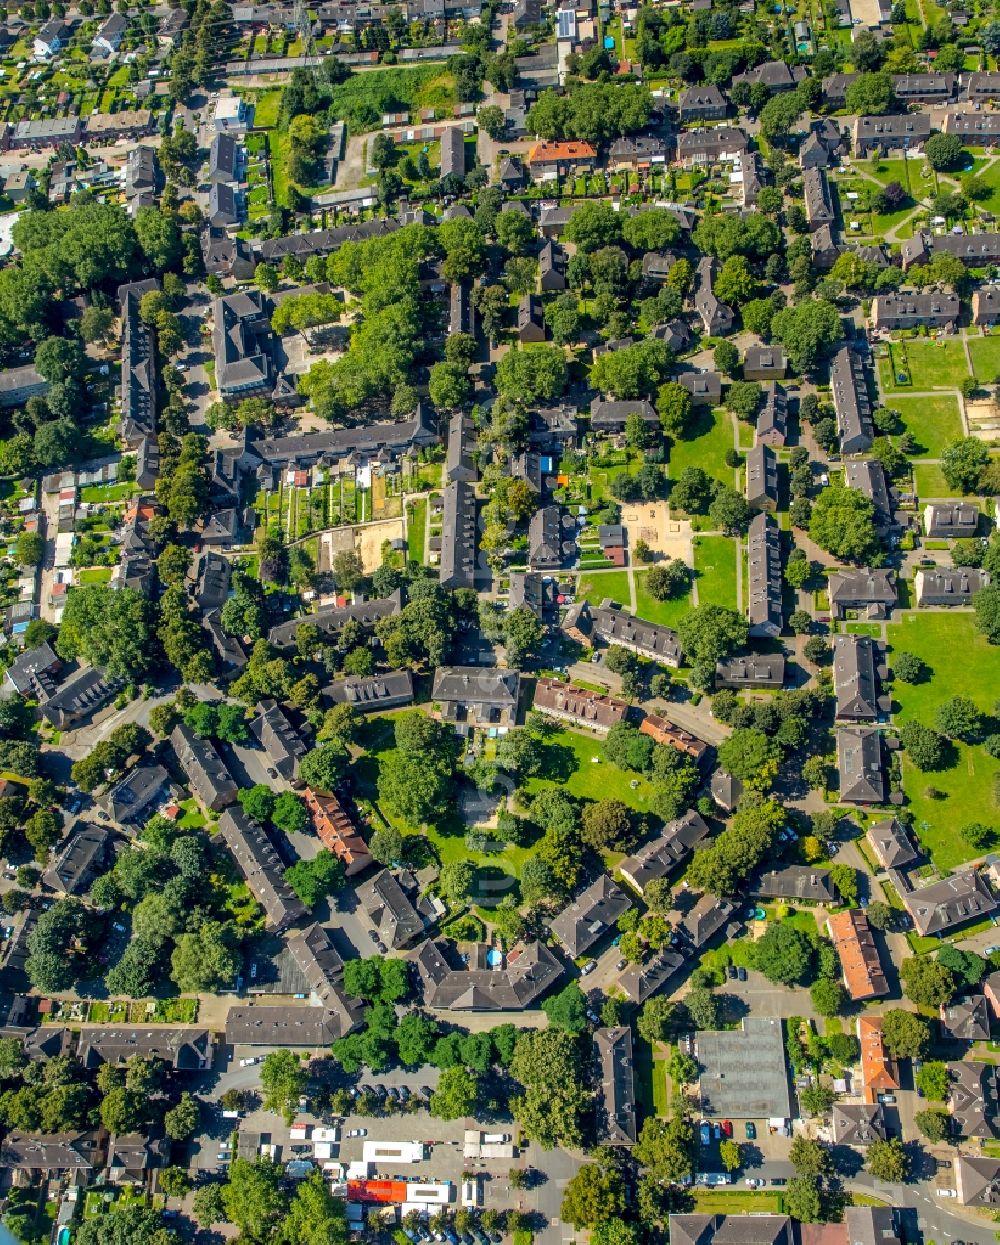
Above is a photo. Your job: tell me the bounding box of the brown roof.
[827,909,889,1000]
[527,141,596,163]
[303,787,372,876]
[532,677,628,731]
[858,1015,900,1102]
[639,713,709,762]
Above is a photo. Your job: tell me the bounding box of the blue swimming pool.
[486,948,503,968]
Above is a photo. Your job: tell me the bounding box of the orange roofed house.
[640,713,709,767]
[857,1015,900,1104]
[304,787,373,877]
[527,141,598,180]
[827,909,889,1001]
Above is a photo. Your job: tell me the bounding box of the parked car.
[347,1128,368,1138]
[745,1122,756,1140]
[616,958,627,971]
[936,1189,956,1198]
[712,1123,722,1140]
[290,1144,311,1153]
[936,1160,952,1170]
[737,967,747,982]
[771,1179,786,1187]
[581,960,598,975]
[745,1179,764,1188]
[721,1120,733,1138]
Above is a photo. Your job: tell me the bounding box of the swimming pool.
[486,948,503,968]
[57,1228,72,1245]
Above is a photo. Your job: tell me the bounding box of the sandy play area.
[317,518,405,574]
[620,501,694,565]
[965,398,1000,442]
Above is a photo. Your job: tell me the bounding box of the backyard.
[668,407,734,486]
[577,569,630,607]
[693,536,740,611]
[634,570,692,627]
[968,333,1000,385]
[523,724,663,817]
[889,395,964,459]
[887,612,1000,867]
[878,339,970,394]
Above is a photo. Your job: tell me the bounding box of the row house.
[676,126,748,167]
[871,292,959,332]
[943,111,1000,145]
[830,346,874,455]
[902,231,1000,270]
[853,113,930,158]
[746,512,783,638]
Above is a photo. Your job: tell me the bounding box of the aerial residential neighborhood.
[3,0,1000,1243]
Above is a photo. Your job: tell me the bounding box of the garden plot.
[317,518,405,574]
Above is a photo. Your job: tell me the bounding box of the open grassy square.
[886,612,1000,867]
[913,462,964,499]
[668,407,734,486]
[634,571,693,627]
[694,536,740,610]
[878,339,971,393]
[577,569,630,607]
[890,395,964,459]
[969,334,1000,386]
[524,725,662,815]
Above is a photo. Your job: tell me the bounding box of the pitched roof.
[827,909,889,1000]
[217,807,308,931]
[595,1025,637,1145]
[549,874,632,957]
[903,870,997,937]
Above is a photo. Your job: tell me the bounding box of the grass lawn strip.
[694,536,739,610]
[577,569,630,607]
[887,612,1000,867]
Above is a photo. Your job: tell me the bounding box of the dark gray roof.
[118,279,159,447]
[42,824,111,896]
[620,811,710,894]
[747,513,782,637]
[591,602,682,665]
[670,1218,792,1245]
[837,727,885,804]
[171,722,238,809]
[715,653,785,688]
[256,403,435,468]
[254,218,398,263]
[440,479,477,589]
[0,1131,101,1173]
[104,763,170,826]
[413,937,563,1009]
[831,1102,887,1146]
[833,634,881,721]
[956,1154,1000,1205]
[213,290,270,396]
[285,923,366,1036]
[619,949,685,1004]
[830,346,873,455]
[357,869,432,948]
[431,666,520,709]
[78,1027,211,1070]
[697,1017,792,1119]
[323,671,414,711]
[828,569,896,609]
[41,666,124,727]
[269,588,403,649]
[749,865,837,903]
[866,818,917,870]
[941,994,991,1042]
[745,443,778,510]
[595,1025,636,1145]
[217,807,308,931]
[225,1005,348,1047]
[251,699,306,781]
[5,642,60,695]
[948,1060,1000,1138]
[904,871,997,938]
[549,874,632,957]
[845,459,893,531]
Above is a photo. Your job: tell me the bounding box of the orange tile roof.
[858,1015,900,1103]
[527,141,597,163]
[303,787,372,876]
[827,909,889,1001]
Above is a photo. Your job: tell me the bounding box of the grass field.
[668,407,734,486]
[969,333,1000,385]
[887,612,1000,867]
[524,725,662,817]
[691,1192,785,1214]
[577,570,630,607]
[890,395,964,459]
[244,87,282,128]
[406,498,427,565]
[329,65,457,131]
[878,339,970,393]
[913,462,963,499]
[694,536,740,610]
[634,571,692,628]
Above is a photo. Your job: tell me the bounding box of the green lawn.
[692,1192,785,1214]
[524,725,662,818]
[577,569,630,607]
[912,462,964,499]
[77,567,112,585]
[964,156,1000,215]
[244,87,281,128]
[878,339,971,393]
[634,571,692,628]
[887,612,1000,867]
[694,536,740,611]
[668,407,734,486]
[80,483,137,503]
[968,334,1000,386]
[890,395,964,459]
[406,497,427,565]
